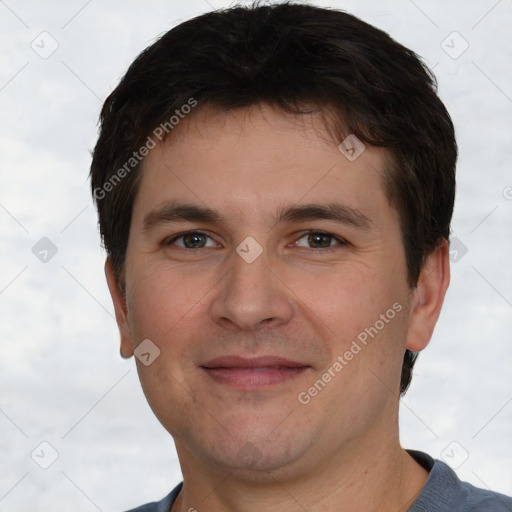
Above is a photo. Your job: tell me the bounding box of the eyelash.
[165,230,349,251]
[294,231,349,251]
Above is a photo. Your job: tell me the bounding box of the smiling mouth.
[200,356,310,389]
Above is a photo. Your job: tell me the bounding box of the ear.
[406,240,450,352]
[105,258,134,359]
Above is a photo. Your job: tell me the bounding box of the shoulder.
[409,451,512,512]
[458,481,512,511]
[122,482,182,512]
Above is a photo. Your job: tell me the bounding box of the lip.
[200,356,310,390]
[201,355,307,369]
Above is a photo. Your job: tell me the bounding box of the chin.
[190,424,312,475]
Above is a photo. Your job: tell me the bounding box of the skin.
[106,104,450,512]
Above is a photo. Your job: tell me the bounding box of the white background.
[1,0,511,510]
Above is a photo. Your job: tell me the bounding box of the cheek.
[123,263,213,434]
[287,263,396,340]
[124,260,214,345]
[291,262,408,393]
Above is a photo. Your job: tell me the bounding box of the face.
[108,104,442,478]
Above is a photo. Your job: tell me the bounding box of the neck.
[171,432,428,512]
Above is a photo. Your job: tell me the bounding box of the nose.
[210,246,295,332]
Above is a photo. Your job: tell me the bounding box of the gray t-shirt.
[126,451,512,511]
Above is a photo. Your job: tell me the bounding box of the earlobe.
[105,258,134,359]
[406,240,450,352]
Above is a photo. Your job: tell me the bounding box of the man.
[90,3,512,511]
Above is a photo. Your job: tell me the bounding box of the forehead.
[132,104,394,227]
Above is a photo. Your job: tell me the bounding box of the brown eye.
[182,233,207,248]
[307,232,333,248]
[169,232,215,249]
[294,231,348,250]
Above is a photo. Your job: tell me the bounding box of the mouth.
[200,356,311,390]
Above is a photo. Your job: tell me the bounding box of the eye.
[295,231,347,249]
[167,231,217,249]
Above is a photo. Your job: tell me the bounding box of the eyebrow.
[142,201,372,233]
[275,203,372,230]
[142,202,221,233]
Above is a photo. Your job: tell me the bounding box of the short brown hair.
[90,2,457,394]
